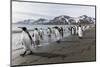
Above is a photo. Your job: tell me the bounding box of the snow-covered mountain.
[33,18,49,24]
[14,15,95,25]
[78,15,95,24]
[47,15,95,25]
[48,15,73,25]
[14,19,35,25]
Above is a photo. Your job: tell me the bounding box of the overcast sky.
[12,1,95,23]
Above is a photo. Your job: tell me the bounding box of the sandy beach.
[11,26,96,66]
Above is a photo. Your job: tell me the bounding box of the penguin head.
[35,28,38,30]
[54,26,57,29]
[18,27,27,31]
[79,25,81,27]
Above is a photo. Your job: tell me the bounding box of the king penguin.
[18,27,34,57]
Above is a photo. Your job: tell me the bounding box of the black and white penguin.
[54,26,61,43]
[18,27,33,57]
[32,28,40,48]
[78,25,83,39]
[60,27,64,38]
[39,28,44,40]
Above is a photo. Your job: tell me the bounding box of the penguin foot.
[79,37,82,39]
[20,54,25,57]
[28,51,34,55]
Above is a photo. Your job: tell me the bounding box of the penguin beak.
[18,27,25,29]
[18,27,22,28]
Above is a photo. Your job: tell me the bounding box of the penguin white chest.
[21,31,32,51]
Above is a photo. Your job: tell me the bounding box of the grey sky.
[12,1,95,23]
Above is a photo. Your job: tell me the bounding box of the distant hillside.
[14,19,35,25]
[47,15,71,25]
[78,15,95,24]
[13,15,95,25]
[33,18,49,25]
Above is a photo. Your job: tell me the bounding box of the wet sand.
[11,27,96,66]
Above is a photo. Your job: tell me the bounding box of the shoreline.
[12,26,96,66]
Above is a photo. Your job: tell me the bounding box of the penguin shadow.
[61,40,79,43]
[30,52,66,59]
[82,36,94,40]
